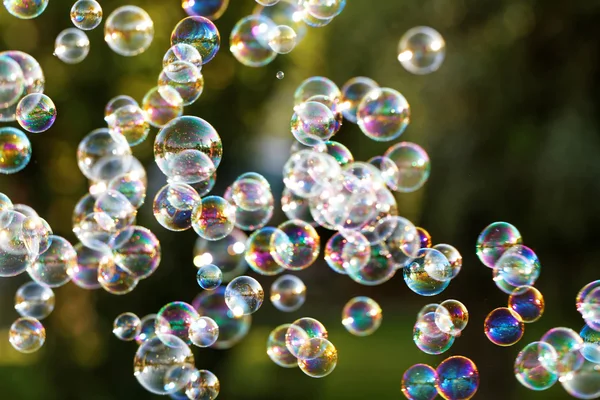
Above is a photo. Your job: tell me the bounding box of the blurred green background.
[0,0,598,398]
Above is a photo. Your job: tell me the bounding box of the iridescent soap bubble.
[294,76,340,105]
[0,55,24,109]
[196,264,222,290]
[404,248,451,296]
[268,25,296,54]
[0,127,31,174]
[163,43,203,69]
[493,245,540,289]
[171,16,220,64]
[300,0,345,19]
[476,221,522,268]
[413,311,455,355]
[230,172,272,212]
[270,219,320,271]
[105,6,154,56]
[270,274,306,312]
[436,356,479,400]
[0,210,38,277]
[158,61,204,106]
[382,216,420,265]
[432,244,462,279]
[285,317,328,358]
[14,281,54,320]
[357,88,410,142]
[398,26,445,75]
[508,285,544,323]
[283,150,340,199]
[561,359,600,399]
[192,286,251,349]
[77,128,132,181]
[104,95,138,120]
[9,317,45,353]
[367,155,399,190]
[229,15,276,67]
[0,192,12,211]
[27,235,76,288]
[581,287,600,330]
[0,51,44,121]
[401,364,438,400]
[224,275,264,316]
[578,281,600,314]
[4,0,48,19]
[113,312,141,341]
[182,0,229,20]
[342,296,382,336]
[315,141,353,166]
[383,142,430,193]
[136,314,163,345]
[153,183,200,232]
[340,77,379,123]
[156,302,200,345]
[72,211,118,252]
[267,323,297,368]
[94,190,136,231]
[71,243,109,289]
[164,364,197,396]
[16,93,56,133]
[188,316,219,347]
[113,226,161,280]
[192,196,236,241]
[108,171,147,210]
[54,28,90,64]
[484,307,524,346]
[22,214,52,255]
[291,101,336,146]
[245,227,284,276]
[98,261,138,295]
[416,227,432,249]
[346,243,395,286]
[71,0,102,30]
[324,231,371,275]
[193,229,247,282]
[434,299,469,337]
[133,335,194,395]
[541,327,585,377]
[186,369,220,400]
[580,343,600,365]
[514,341,558,391]
[107,105,149,147]
[297,338,338,378]
[142,86,183,129]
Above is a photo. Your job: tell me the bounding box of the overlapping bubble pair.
[412,300,468,355]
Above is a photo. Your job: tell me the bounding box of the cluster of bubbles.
[229,0,346,68]
[412,300,468,356]
[401,356,479,400]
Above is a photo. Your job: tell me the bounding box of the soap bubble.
[71,0,102,30]
[135,314,162,345]
[0,51,42,121]
[229,15,276,67]
[285,317,328,360]
[434,299,469,337]
[230,172,272,212]
[324,231,370,275]
[107,105,149,147]
[315,141,353,166]
[153,183,201,231]
[416,227,432,249]
[94,190,136,231]
[580,287,600,330]
[164,364,197,396]
[283,150,341,198]
[401,364,439,400]
[413,311,455,355]
[431,244,462,280]
[291,101,336,146]
[340,77,379,123]
[561,359,600,399]
[9,317,45,353]
[404,248,451,296]
[0,127,31,174]
[268,25,297,54]
[72,212,118,252]
[4,0,48,19]
[77,128,132,181]
[225,275,264,316]
[16,93,56,133]
[54,28,90,64]
[105,95,138,121]
[509,285,545,323]
[476,221,522,268]
[192,196,236,241]
[98,261,138,295]
[276,71,284,79]
[192,286,252,349]
[113,312,141,341]
[346,243,395,286]
[367,155,399,190]
[357,88,410,142]
[133,335,194,395]
[156,302,200,345]
[105,6,154,56]
[113,226,161,280]
[163,43,203,69]
[398,26,445,75]
[383,142,430,193]
[27,235,76,288]
[541,327,585,378]
[188,316,219,347]
[158,61,204,106]
[436,356,479,400]
[196,264,222,290]
[270,274,306,312]
[0,192,12,211]
[267,323,297,368]
[14,281,54,320]
[182,0,229,20]
[294,76,340,105]
[297,338,338,378]
[108,170,147,210]
[186,369,220,400]
[245,227,285,276]
[514,341,559,391]
[270,219,320,271]
[300,0,345,19]
[484,307,524,346]
[142,86,183,129]
[342,296,382,336]
[71,243,108,289]
[0,210,39,276]
[193,229,248,282]
[22,215,52,256]
[171,16,220,64]
[494,245,540,287]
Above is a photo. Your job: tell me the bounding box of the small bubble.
[276,71,284,79]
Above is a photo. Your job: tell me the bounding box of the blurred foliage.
[0,0,599,399]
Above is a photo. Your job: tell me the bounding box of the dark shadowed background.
[0,0,598,399]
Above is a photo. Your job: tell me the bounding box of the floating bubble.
[94,189,136,231]
[398,26,445,75]
[113,312,141,341]
[186,369,220,400]
[153,183,200,232]
[107,105,149,147]
[356,87,410,142]
[0,210,39,276]
[70,0,102,30]
[196,264,222,290]
[54,28,90,64]
[164,364,197,396]
[300,0,345,19]
[435,299,469,337]
[171,16,220,64]
[27,235,75,288]
[188,316,219,348]
[342,296,382,336]
[16,93,56,133]
[283,150,340,199]
[133,335,194,395]
[77,128,132,181]
[285,317,328,359]
[291,101,336,146]
[136,314,163,345]
[476,221,522,268]
[0,192,12,211]
[380,216,420,264]
[578,281,600,314]
[366,155,398,190]
[229,15,276,67]
[404,248,451,296]
[294,76,340,106]
[514,341,558,391]
[245,227,285,276]
[9,317,45,353]
[72,212,118,252]
[432,244,462,280]
[14,281,54,320]
[401,364,439,400]
[113,226,161,280]
[224,275,264,316]
[267,323,297,368]
[268,25,296,54]
[156,302,200,345]
[104,95,138,121]
[413,311,455,355]
[0,127,31,174]
[142,87,183,129]
[581,287,600,330]
[484,307,524,347]
[340,77,379,123]
[192,196,236,241]
[105,6,154,56]
[306,94,343,135]
[270,274,306,312]
[0,55,24,110]
[163,43,203,70]
[98,260,138,295]
[230,172,272,212]
[297,338,338,378]
[270,219,320,271]
[416,227,432,249]
[315,141,353,166]
[508,285,544,323]
[71,243,108,289]
[324,231,371,275]
[561,359,600,399]
[182,0,229,20]
[192,286,252,349]
[193,229,247,282]
[158,61,204,106]
[383,142,430,193]
[4,0,48,19]
[276,71,284,79]
[254,0,306,37]
[346,243,395,286]
[108,171,147,210]
[436,356,479,400]
[541,327,585,378]
[22,215,52,255]
[580,343,600,365]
